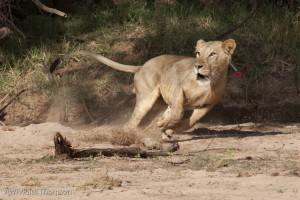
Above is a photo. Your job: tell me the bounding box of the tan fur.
[51,39,236,137]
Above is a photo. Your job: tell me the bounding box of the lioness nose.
[194,64,203,69]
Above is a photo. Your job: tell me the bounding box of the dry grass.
[80,168,122,191]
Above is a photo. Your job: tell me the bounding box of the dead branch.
[32,0,67,18]
[0,0,66,38]
[0,92,11,107]
[0,11,25,38]
[0,73,22,106]
[215,0,261,40]
[0,26,12,39]
[0,89,26,113]
[54,132,180,159]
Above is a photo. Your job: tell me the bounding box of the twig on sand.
[205,138,215,150]
[82,100,93,123]
[265,144,285,152]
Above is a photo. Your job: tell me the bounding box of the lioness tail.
[50,50,142,73]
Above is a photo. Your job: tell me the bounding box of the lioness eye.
[209,52,216,57]
[195,51,200,57]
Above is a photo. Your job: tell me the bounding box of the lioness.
[50,39,236,138]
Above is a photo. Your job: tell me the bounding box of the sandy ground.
[0,121,299,200]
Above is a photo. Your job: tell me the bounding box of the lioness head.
[194,39,236,87]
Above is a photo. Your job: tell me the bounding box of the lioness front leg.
[157,89,184,131]
[157,106,184,131]
[174,106,213,132]
[163,106,213,139]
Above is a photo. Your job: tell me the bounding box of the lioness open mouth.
[197,73,209,81]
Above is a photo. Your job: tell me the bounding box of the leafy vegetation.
[0,0,299,104]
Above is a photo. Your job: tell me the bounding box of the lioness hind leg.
[157,106,171,124]
[126,90,159,130]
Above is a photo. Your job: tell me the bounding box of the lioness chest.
[160,79,216,110]
[182,81,214,109]
[156,57,219,110]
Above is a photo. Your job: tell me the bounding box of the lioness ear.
[222,39,236,55]
[195,39,205,52]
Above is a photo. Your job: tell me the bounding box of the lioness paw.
[157,117,167,129]
[161,129,173,140]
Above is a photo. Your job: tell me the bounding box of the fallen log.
[54,132,179,159]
